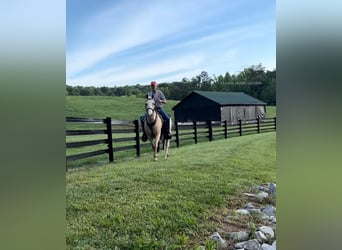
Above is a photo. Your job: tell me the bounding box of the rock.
[235,208,250,215]
[255,185,269,193]
[256,191,269,201]
[262,205,276,216]
[244,202,256,209]
[247,208,263,216]
[261,243,275,250]
[267,215,276,224]
[258,226,275,240]
[204,182,277,249]
[209,232,227,247]
[254,231,268,243]
[244,192,257,198]
[268,183,276,196]
[230,231,249,242]
[235,239,261,250]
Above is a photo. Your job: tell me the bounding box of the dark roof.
[172,91,266,110]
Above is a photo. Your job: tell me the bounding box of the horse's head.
[145,98,156,116]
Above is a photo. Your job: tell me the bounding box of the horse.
[143,98,170,161]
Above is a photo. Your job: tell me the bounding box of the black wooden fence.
[66,117,276,170]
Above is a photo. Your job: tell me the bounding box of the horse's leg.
[164,139,170,159]
[153,134,161,161]
[150,139,157,161]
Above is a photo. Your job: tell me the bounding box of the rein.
[146,108,158,137]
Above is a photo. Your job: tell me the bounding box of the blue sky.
[66,0,275,87]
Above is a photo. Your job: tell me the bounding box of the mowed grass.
[66,95,179,121]
[66,95,276,121]
[66,95,276,168]
[66,132,276,249]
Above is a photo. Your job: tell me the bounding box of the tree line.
[66,64,276,105]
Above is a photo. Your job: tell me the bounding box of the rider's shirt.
[148,90,166,109]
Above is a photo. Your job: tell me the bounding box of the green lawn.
[66,95,179,121]
[66,95,276,121]
[66,132,276,249]
[66,96,276,169]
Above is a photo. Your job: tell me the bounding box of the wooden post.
[239,119,242,136]
[224,120,228,139]
[105,117,114,162]
[274,117,276,130]
[133,120,140,157]
[207,120,213,141]
[175,122,180,148]
[193,121,198,144]
[257,118,260,133]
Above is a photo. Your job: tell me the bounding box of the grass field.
[66,95,276,121]
[66,95,276,169]
[66,132,276,249]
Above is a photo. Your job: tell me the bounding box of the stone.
[235,239,261,250]
[235,208,250,215]
[262,205,276,216]
[254,231,268,243]
[244,192,257,198]
[230,231,249,242]
[255,185,269,193]
[256,191,269,201]
[258,226,275,240]
[261,243,275,250]
[209,232,227,247]
[268,182,276,196]
[244,202,256,209]
[247,208,263,215]
[268,215,276,224]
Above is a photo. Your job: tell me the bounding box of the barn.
[172,91,267,123]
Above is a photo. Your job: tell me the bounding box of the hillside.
[66,96,276,120]
[67,132,276,249]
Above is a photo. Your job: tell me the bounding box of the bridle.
[145,99,158,127]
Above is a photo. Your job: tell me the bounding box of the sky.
[66,0,276,87]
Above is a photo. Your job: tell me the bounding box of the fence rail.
[66,117,276,170]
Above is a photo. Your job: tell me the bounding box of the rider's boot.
[140,118,148,142]
[165,119,172,139]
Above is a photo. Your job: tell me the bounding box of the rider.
[141,81,172,142]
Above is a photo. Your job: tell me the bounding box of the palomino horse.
[143,98,170,161]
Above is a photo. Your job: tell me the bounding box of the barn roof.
[172,91,266,110]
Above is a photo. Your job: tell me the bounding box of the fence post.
[105,117,114,162]
[239,119,242,136]
[224,120,228,139]
[133,120,140,157]
[257,118,260,133]
[175,122,180,148]
[207,120,213,141]
[193,121,198,144]
[274,117,276,130]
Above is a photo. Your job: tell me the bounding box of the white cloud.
[67,53,205,86]
[66,0,276,86]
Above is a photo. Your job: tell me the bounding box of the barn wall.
[255,105,266,119]
[221,105,266,123]
[174,107,220,122]
[173,92,266,123]
[175,93,216,109]
[173,93,220,122]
